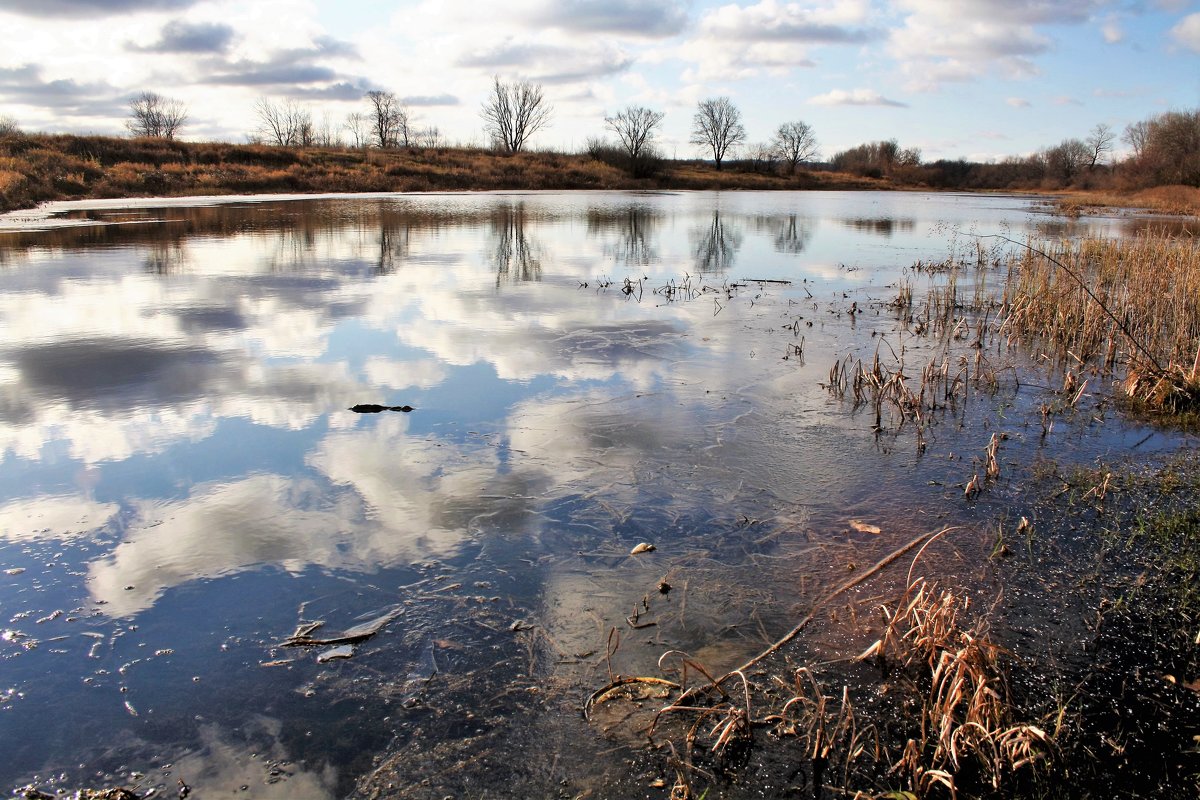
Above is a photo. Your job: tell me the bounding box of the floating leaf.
[849,519,882,535]
[630,542,656,555]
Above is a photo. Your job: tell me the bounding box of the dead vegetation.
[586,528,1052,799]
[0,131,882,214]
[1000,233,1200,412]
[1052,184,1200,218]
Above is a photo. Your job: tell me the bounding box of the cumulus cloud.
[0,64,124,115]
[808,88,908,107]
[528,0,688,38]
[402,93,460,107]
[888,0,1109,90]
[128,19,236,54]
[203,36,360,88]
[1171,12,1200,52]
[676,0,870,81]
[456,40,633,84]
[0,0,196,16]
[699,0,877,43]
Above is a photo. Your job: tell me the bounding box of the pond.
[0,190,1193,798]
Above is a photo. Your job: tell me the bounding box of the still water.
[0,191,1187,797]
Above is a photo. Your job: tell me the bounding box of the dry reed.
[859,578,1052,796]
[1001,233,1200,412]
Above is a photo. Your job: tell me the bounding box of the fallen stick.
[674,525,961,704]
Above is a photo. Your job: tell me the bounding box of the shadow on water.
[0,190,1194,798]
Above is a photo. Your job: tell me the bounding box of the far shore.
[2,132,1198,219]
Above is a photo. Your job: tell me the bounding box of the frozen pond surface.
[0,191,1191,797]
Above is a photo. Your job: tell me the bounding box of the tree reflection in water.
[754,213,815,254]
[491,201,542,284]
[691,210,743,273]
[587,205,661,266]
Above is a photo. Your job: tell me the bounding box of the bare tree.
[1045,138,1091,183]
[745,142,777,173]
[690,97,746,170]
[253,98,313,146]
[126,91,188,139]
[1123,119,1151,160]
[771,121,818,174]
[0,114,19,137]
[345,112,370,148]
[315,111,342,148]
[366,90,411,148]
[481,77,552,153]
[605,106,665,164]
[417,126,443,148]
[1086,122,1115,169]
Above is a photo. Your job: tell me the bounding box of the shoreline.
[0,131,889,216]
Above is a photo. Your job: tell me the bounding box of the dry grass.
[859,578,1052,797]
[1054,185,1200,218]
[0,132,883,214]
[1001,233,1200,412]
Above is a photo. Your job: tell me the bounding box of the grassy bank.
[0,132,883,214]
[1051,185,1200,217]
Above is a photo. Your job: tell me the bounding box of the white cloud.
[808,88,908,107]
[700,0,875,42]
[1171,12,1200,52]
[1101,17,1124,44]
[1006,97,1032,107]
[888,0,1111,91]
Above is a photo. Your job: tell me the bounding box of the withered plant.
[859,578,1052,797]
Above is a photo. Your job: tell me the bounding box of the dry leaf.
[630,542,656,555]
[849,519,882,535]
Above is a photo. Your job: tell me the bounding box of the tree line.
[12,81,1197,191]
[828,114,1200,191]
[114,83,819,179]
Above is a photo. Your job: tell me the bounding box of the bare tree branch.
[254,98,311,147]
[690,97,746,171]
[481,77,552,153]
[604,105,664,176]
[771,121,818,174]
[366,90,410,148]
[127,91,188,139]
[1086,122,1114,170]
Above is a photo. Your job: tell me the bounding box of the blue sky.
[0,0,1197,162]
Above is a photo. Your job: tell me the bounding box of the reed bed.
[1002,233,1200,412]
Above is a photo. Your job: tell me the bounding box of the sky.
[0,0,1198,162]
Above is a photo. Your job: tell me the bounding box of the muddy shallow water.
[0,190,1195,798]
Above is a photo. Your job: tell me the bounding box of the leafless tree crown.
[772,121,819,173]
[126,91,188,139]
[481,77,552,153]
[1086,122,1115,169]
[604,106,665,162]
[254,98,314,147]
[366,90,411,148]
[344,112,369,148]
[690,97,746,170]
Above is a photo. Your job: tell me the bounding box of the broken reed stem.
[985,232,1169,374]
[674,525,962,706]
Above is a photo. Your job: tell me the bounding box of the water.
[0,191,1191,797]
